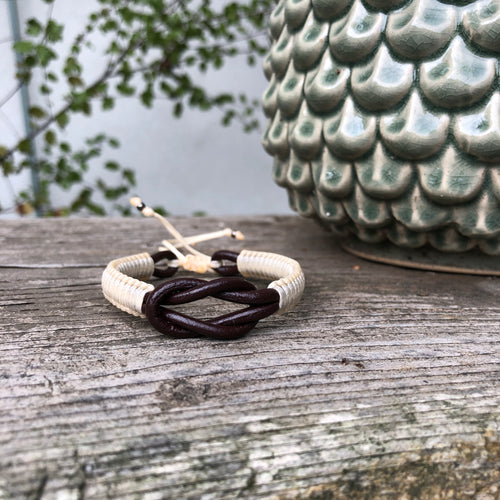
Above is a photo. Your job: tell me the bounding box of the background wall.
[0,0,291,216]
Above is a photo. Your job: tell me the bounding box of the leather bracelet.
[101,198,305,340]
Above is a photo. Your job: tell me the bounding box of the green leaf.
[173,101,183,117]
[108,137,120,148]
[20,55,37,70]
[224,3,240,23]
[26,19,43,37]
[87,134,106,146]
[86,147,100,159]
[64,57,81,76]
[36,45,57,66]
[88,203,106,216]
[104,161,119,171]
[222,110,235,126]
[18,139,32,154]
[215,94,234,106]
[13,40,35,54]
[45,130,56,146]
[29,106,47,119]
[122,169,136,186]
[40,160,54,175]
[116,205,132,216]
[117,6,135,24]
[1,160,14,175]
[65,170,82,185]
[70,91,90,112]
[68,76,84,87]
[59,142,71,153]
[70,187,91,212]
[153,206,169,217]
[116,82,135,96]
[45,20,64,42]
[96,179,106,192]
[56,112,69,129]
[140,87,154,107]
[89,82,107,97]
[104,185,128,200]
[102,96,114,110]
[101,19,118,33]
[20,158,32,170]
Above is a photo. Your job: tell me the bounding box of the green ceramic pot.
[262,0,500,273]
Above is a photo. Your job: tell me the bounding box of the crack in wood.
[29,470,47,500]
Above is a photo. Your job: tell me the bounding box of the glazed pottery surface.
[262,0,500,264]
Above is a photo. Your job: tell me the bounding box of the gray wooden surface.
[0,216,499,500]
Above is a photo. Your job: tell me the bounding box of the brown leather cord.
[142,276,280,340]
[152,249,239,278]
[152,251,179,278]
[211,250,239,276]
[104,201,304,339]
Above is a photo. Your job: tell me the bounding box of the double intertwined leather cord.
[101,199,305,340]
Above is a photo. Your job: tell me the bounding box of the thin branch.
[0,0,268,167]
[123,31,267,77]
[0,32,142,165]
[0,170,19,206]
[0,82,24,109]
[42,69,54,117]
[0,107,22,140]
[39,1,56,45]
[0,2,56,119]
[41,2,56,117]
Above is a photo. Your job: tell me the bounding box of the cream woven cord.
[102,252,155,317]
[102,198,305,334]
[237,250,305,313]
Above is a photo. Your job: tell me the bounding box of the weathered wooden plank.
[0,217,499,499]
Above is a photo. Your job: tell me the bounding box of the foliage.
[0,0,273,215]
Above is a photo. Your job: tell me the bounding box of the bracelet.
[101,198,305,340]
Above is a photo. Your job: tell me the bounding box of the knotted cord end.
[130,196,245,275]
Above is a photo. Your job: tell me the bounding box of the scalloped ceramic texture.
[262,0,500,255]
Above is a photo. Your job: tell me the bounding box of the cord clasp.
[130,197,244,275]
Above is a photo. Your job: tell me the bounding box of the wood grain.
[0,217,499,499]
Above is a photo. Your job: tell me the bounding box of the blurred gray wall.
[0,0,291,216]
